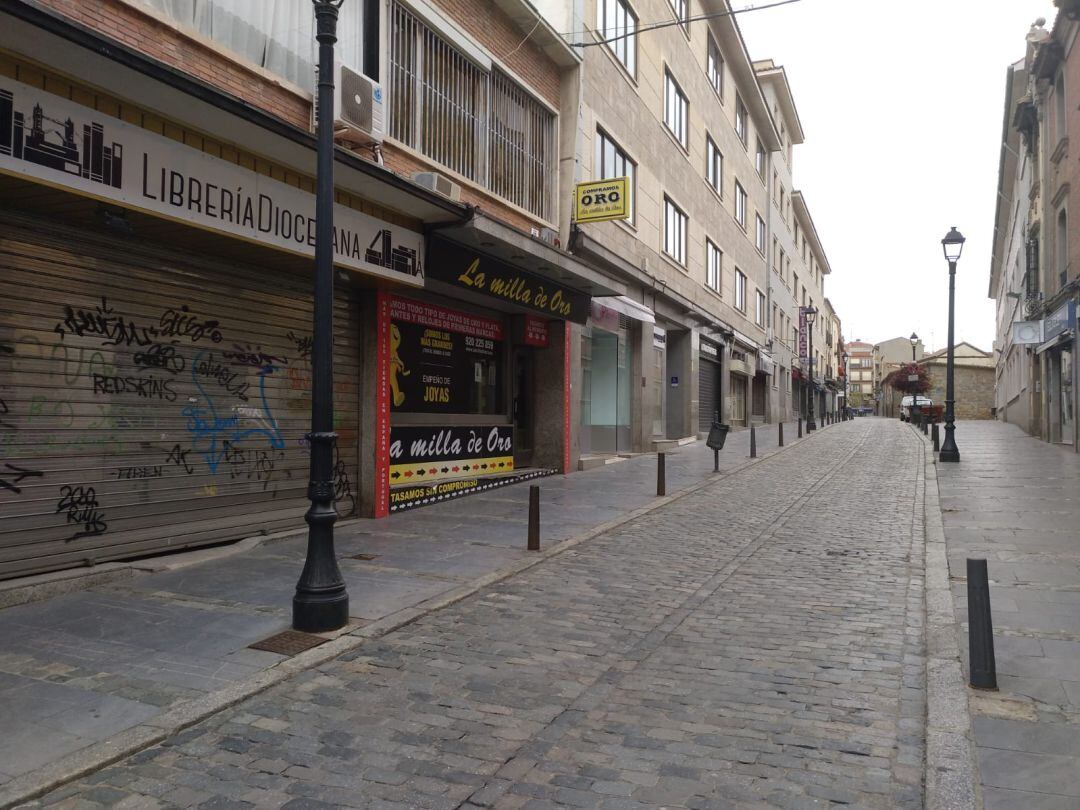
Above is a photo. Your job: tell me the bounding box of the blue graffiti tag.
[182,350,285,473]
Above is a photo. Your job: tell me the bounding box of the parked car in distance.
[900,395,933,421]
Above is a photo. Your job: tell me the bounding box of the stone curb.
[0,427,832,808]
[920,430,980,810]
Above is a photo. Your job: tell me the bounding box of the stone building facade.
[923,344,996,421]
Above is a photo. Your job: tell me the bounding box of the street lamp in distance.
[939,226,965,463]
[909,332,919,362]
[805,306,818,432]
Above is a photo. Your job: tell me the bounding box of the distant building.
[874,336,924,417]
[923,344,996,420]
[844,340,875,410]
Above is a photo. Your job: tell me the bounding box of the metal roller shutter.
[698,356,720,433]
[0,217,361,580]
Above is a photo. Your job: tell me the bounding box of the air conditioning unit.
[412,171,461,201]
[312,62,383,145]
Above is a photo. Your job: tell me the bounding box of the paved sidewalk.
[0,418,835,801]
[25,417,924,809]
[933,420,1080,809]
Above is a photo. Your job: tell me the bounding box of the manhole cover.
[350,553,379,561]
[249,630,329,656]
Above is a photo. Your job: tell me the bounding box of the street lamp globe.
[805,306,817,325]
[942,227,966,263]
[909,332,918,347]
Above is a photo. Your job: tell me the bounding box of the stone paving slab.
[935,420,1080,809]
[20,418,928,809]
[0,421,815,794]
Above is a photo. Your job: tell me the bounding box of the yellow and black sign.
[574,177,630,224]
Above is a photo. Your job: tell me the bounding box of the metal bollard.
[798,417,803,438]
[923,415,929,435]
[527,485,540,551]
[932,422,940,452]
[750,425,757,458]
[967,558,998,690]
[656,452,666,497]
[778,421,784,447]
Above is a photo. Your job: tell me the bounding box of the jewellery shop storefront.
[376,233,598,514]
[0,66,434,579]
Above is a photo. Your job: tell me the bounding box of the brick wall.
[926,363,995,420]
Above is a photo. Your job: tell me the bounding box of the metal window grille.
[388,3,555,221]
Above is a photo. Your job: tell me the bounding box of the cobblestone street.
[28,419,928,810]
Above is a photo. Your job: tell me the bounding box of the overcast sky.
[736,0,1057,353]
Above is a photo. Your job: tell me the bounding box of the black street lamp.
[805,306,818,432]
[909,332,919,362]
[294,0,349,632]
[939,226,965,463]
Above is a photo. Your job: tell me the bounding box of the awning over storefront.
[433,215,625,298]
[592,295,655,324]
[1036,329,1074,354]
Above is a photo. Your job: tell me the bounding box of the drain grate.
[350,553,379,561]
[249,630,329,656]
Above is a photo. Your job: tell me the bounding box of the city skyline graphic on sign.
[0,87,123,188]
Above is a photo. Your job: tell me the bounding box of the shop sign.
[1043,300,1077,342]
[523,315,549,347]
[427,238,590,323]
[573,177,630,224]
[389,468,552,512]
[653,328,667,350]
[389,297,502,414]
[590,301,622,332]
[798,307,810,364]
[700,340,719,359]
[0,78,424,286]
[388,425,513,486]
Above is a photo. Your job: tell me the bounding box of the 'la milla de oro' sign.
[0,78,424,286]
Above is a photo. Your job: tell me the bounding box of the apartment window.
[147,0,372,87]
[771,303,777,329]
[755,139,766,178]
[596,129,636,220]
[669,0,688,31]
[734,181,747,229]
[706,239,722,291]
[1057,208,1068,287]
[779,186,785,214]
[779,248,786,282]
[755,214,766,254]
[755,290,766,327]
[794,223,800,246]
[707,35,724,98]
[1056,74,1067,143]
[705,135,723,195]
[664,71,688,148]
[663,196,688,265]
[735,94,748,147]
[735,269,746,311]
[771,237,779,271]
[599,0,637,76]
[389,4,556,219]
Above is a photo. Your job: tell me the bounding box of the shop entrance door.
[731,375,747,426]
[580,326,631,455]
[1061,349,1075,445]
[513,348,534,467]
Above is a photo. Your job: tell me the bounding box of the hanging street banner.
[388,424,514,486]
[0,77,424,286]
[573,177,630,224]
[798,307,810,365]
[388,297,503,414]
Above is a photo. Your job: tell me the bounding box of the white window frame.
[735,181,747,229]
[755,139,766,178]
[707,35,724,99]
[664,70,689,149]
[735,93,748,147]
[663,196,688,266]
[706,135,723,196]
[755,290,766,327]
[755,214,766,254]
[598,0,637,77]
[735,268,746,312]
[596,128,636,222]
[706,239,721,292]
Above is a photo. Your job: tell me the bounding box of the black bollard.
[527,486,540,551]
[713,410,720,472]
[967,558,998,690]
[932,422,940,452]
[798,417,803,438]
[656,452,666,497]
[778,421,784,447]
[750,425,757,458]
[923,415,929,435]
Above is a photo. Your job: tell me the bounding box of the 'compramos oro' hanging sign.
[0,78,424,286]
